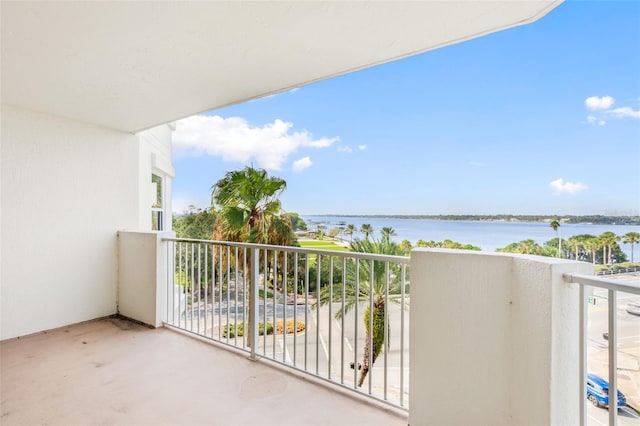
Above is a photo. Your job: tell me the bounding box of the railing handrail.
[563,273,640,294]
[162,237,411,264]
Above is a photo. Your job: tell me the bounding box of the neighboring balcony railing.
[162,237,411,409]
[597,266,640,276]
[563,273,640,426]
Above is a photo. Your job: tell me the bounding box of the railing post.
[249,247,259,361]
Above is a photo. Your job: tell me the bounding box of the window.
[151,174,163,231]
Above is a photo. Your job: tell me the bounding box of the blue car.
[586,374,626,408]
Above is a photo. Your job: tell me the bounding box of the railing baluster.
[293,252,298,367]
[304,253,309,371]
[197,243,201,334]
[341,257,346,385]
[400,263,406,407]
[282,252,288,364]
[273,250,277,358]
[579,284,586,426]
[384,260,389,401]
[211,245,222,340]
[250,247,259,360]
[190,243,194,332]
[608,289,617,426]
[204,244,208,336]
[178,242,183,328]
[316,254,321,375]
[234,246,239,348]
[354,259,359,389]
[242,248,247,349]
[228,246,235,343]
[328,256,333,380]
[263,248,268,356]
[218,245,223,340]
[226,246,231,344]
[368,258,374,394]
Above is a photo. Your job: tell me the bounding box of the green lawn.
[298,239,350,252]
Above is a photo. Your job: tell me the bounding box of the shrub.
[222,322,243,338]
[222,321,274,338]
[275,319,306,334]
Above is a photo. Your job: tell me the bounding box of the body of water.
[301,215,640,260]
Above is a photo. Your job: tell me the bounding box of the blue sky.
[172,1,640,216]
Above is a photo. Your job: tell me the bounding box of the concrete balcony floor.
[1,317,407,426]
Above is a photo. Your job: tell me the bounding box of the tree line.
[320,214,640,225]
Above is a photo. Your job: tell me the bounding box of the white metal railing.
[162,237,411,409]
[563,272,640,426]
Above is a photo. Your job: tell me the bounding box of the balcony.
[2,232,639,425]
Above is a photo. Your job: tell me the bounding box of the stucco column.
[409,249,592,426]
[117,230,175,327]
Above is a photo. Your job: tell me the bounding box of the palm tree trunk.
[357,301,385,387]
[358,327,373,387]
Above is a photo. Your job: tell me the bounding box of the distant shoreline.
[305,214,640,226]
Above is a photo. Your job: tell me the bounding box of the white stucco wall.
[0,106,173,340]
[409,249,592,426]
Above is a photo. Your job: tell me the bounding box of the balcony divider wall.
[409,249,592,426]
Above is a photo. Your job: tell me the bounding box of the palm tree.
[564,238,579,260]
[380,227,397,243]
[211,166,286,243]
[360,224,374,241]
[583,237,599,265]
[211,166,288,346]
[399,239,413,253]
[598,232,619,265]
[345,224,357,242]
[317,238,407,387]
[497,239,544,255]
[623,231,640,263]
[549,220,561,257]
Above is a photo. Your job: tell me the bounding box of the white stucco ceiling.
[1,1,562,133]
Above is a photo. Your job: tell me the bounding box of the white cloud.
[358,145,367,150]
[583,95,640,124]
[585,96,615,110]
[607,106,640,119]
[173,115,339,170]
[587,115,607,126]
[549,178,589,195]
[337,145,353,153]
[292,156,312,172]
